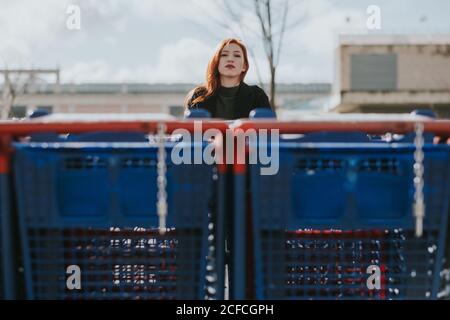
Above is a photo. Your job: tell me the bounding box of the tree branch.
[266,0,274,64]
[254,0,271,60]
[220,0,261,39]
[275,0,289,67]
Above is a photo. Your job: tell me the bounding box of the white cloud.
[285,0,366,56]
[3,0,447,84]
[277,0,367,82]
[0,0,130,66]
[0,0,71,65]
[71,0,129,33]
[61,60,112,83]
[128,0,219,22]
[61,37,214,83]
[0,0,367,83]
[291,7,367,56]
[153,38,214,82]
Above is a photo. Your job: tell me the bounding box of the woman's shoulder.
[241,82,272,110]
[185,85,207,108]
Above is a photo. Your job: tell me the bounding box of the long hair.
[188,38,249,106]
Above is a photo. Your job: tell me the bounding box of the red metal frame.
[1,117,450,175]
[233,119,450,135]
[0,119,230,174]
[231,119,450,299]
[231,119,450,174]
[0,120,228,135]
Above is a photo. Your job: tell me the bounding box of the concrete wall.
[339,44,450,91]
[335,43,450,117]
[3,88,331,117]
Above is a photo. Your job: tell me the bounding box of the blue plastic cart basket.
[235,136,450,299]
[13,141,223,299]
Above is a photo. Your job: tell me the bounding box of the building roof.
[1,82,332,95]
[339,34,450,46]
[272,83,331,94]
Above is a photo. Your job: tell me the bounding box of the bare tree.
[186,0,308,109]
[1,69,60,119]
[252,0,290,108]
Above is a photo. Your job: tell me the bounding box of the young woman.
[185,38,274,119]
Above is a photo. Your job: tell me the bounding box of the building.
[333,34,450,118]
[0,82,331,119]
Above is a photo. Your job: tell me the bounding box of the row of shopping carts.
[1,110,450,299]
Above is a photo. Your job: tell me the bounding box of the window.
[350,54,397,91]
[9,105,27,118]
[169,105,184,118]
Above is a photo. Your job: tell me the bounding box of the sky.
[1,0,449,84]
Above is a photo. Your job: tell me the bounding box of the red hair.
[190,38,249,105]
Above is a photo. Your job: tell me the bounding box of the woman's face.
[217,43,246,79]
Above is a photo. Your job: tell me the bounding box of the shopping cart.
[232,115,450,299]
[0,117,228,299]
